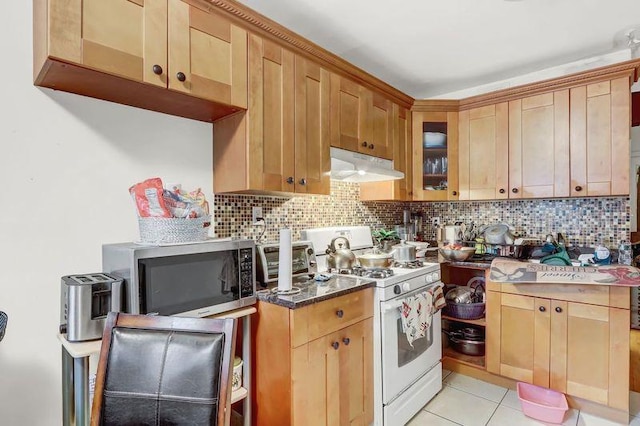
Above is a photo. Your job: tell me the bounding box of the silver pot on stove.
[388,240,416,262]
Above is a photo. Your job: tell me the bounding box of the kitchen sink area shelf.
[443,346,485,369]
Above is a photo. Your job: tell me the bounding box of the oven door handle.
[382,283,443,313]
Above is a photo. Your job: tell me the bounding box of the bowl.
[423,132,447,148]
[438,247,476,262]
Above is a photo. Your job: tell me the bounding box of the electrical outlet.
[431,217,441,227]
[252,207,263,224]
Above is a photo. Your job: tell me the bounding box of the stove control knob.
[430,271,440,282]
[402,282,411,292]
[393,285,401,295]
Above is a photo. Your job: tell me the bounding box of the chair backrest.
[91,312,236,426]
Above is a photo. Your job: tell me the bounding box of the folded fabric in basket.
[400,291,433,347]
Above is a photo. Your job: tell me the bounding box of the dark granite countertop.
[256,275,375,309]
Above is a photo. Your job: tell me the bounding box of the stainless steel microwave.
[102,239,256,317]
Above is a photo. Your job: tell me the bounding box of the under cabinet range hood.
[330,147,404,182]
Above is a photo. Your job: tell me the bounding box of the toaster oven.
[256,241,317,287]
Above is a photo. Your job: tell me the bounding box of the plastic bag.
[129,178,171,217]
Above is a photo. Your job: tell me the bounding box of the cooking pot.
[357,251,393,268]
[445,328,485,356]
[326,237,356,270]
[482,224,515,245]
[388,240,416,262]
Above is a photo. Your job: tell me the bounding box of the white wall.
[0,2,213,424]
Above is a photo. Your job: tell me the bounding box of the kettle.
[326,236,356,270]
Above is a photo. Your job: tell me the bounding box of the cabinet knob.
[452,191,458,196]
[342,337,350,346]
[286,177,294,184]
[539,306,546,312]
[331,342,339,350]
[299,178,307,186]
[369,144,374,149]
[336,309,344,318]
[176,72,186,82]
[555,306,563,313]
[575,186,583,192]
[362,141,368,147]
[499,188,505,194]
[152,64,163,75]
[512,188,519,194]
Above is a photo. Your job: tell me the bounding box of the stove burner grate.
[392,259,424,269]
[350,266,394,279]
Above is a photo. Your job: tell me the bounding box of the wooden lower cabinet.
[253,288,374,426]
[486,282,630,411]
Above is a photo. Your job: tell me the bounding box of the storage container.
[517,382,568,424]
[138,215,211,244]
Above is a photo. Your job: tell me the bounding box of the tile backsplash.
[213,181,630,248]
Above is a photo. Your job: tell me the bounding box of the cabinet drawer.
[292,288,373,345]
[487,282,629,308]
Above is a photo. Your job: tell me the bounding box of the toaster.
[60,273,123,342]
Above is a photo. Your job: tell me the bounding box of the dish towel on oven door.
[400,284,446,347]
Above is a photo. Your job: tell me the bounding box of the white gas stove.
[301,226,443,426]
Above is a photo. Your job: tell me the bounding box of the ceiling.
[236,0,640,98]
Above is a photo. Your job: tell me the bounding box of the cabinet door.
[561,302,629,410]
[330,75,368,153]
[486,292,550,387]
[294,56,331,195]
[168,0,247,108]
[359,104,412,201]
[54,0,167,86]
[412,111,459,201]
[570,77,631,196]
[458,103,509,200]
[293,319,373,426]
[247,35,295,192]
[369,92,394,160]
[509,91,570,198]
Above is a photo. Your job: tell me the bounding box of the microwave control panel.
[239,248,254,298]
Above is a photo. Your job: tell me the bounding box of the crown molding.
[411,99,460,112]
[193,0,414,108]
[458,59,640,110]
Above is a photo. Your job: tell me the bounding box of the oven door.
[380,284,442,404]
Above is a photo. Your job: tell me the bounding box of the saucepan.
[357,251,393,268]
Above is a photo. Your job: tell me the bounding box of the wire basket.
[443,300,486,320]
[138,215,211,244]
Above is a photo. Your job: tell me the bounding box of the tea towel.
[400,291,433,347]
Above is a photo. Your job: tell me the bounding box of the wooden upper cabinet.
[330,75,393,160]
[458,103,509,200]
[213,38,330,196]
[360,104,412,201]
[294,56,331,195]
[570,77,631,196]
[34,0,247,121]
[508,91,570,199]
[411,111,459,201]
[168,1,247,108]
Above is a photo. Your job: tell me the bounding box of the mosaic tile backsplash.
[213,181,630,248]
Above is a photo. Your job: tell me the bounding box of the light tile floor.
[407,370,640,426]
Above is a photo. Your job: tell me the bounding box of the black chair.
[91,312,236,426]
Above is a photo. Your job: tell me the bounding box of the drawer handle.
[499,188,505,194]
[286,176,294,184]
[512,188,519,194]
[555,306,563,313]
[575,185,583,192]
[176,71,186,82]
[152,64,163,75]
[336,309,344,318]
[452,191,458,196]
[331,342,339,350]
[539,306,546,312]
[362,141,368,147]
[342,337,350,346]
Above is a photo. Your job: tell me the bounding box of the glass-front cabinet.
[412,110,459,201]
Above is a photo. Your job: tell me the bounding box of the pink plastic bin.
[517,382,569,424]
